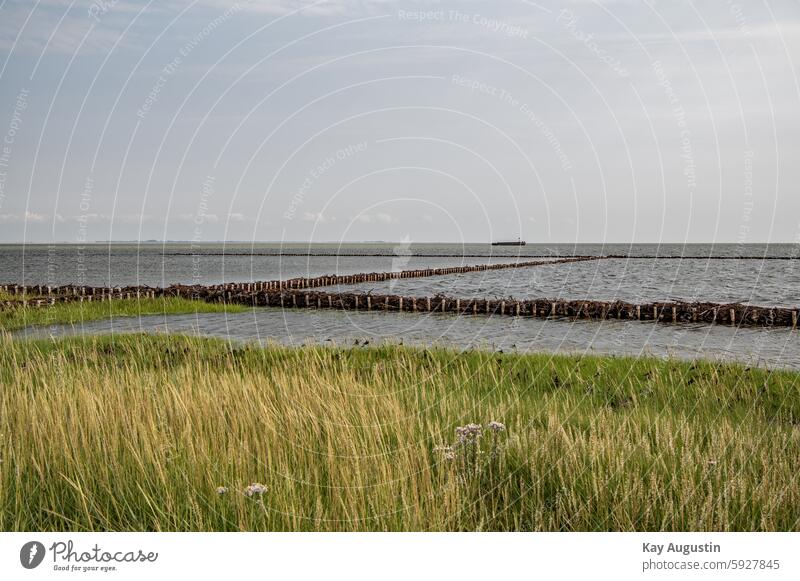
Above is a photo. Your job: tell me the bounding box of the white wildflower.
[455,423,483,443]
[244,482,268,497]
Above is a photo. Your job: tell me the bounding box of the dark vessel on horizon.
[491,238,527,246]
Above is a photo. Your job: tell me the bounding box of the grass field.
[1,333,798,531]
[0,295,245,331]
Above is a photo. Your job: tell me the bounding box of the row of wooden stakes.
[0,256,597,300]
[2,285,797,328]
[210,290,798,328]
[1,253,797,328]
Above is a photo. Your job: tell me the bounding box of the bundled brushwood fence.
[165,252,599,258]
[212,290,797,329]
[165,252,797,259]
[0,256,597,309]
[2,281,797,329]
[1,252,797,328]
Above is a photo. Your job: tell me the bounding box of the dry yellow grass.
[1,333,799,531]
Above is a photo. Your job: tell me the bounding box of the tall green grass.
[0,297,245,331]
[1,333,798,531]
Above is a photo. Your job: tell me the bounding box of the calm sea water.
[0,243,565,287]
[344,258,800,307]
[4,243,799,369]
[1,242,798,287]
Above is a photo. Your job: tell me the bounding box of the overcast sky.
[0,0,799,243]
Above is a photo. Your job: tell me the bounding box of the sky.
[0,0,798,244]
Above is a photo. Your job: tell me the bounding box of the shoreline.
[9,307,799,372]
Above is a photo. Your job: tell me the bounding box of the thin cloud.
[302,212,335,223]
[354,212,394,224]
[0,211,63,223]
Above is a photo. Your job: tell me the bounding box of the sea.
[3,242,799,369]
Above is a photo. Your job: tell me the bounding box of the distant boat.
[491,239,526,246]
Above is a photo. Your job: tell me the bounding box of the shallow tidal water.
[5,242,799,369]
[16,307,800,371]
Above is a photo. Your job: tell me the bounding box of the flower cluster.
[215,486,229,495]
[244,483,268,497]
[436,420,508,478]
[455,423,483,443]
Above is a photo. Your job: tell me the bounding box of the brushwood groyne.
[164,252,796,259]
[1,286,797,329]
[0,256,596,305]
[227,290,799,328]
[1,255,798,328]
